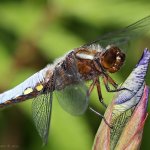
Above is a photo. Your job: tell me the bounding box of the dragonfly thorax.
[74,48,103,80]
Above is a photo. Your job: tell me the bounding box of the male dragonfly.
[0,16,150,145]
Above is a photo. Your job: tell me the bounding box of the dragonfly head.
[100,45,125,73]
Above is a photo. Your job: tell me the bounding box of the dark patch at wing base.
[55,52,89,115]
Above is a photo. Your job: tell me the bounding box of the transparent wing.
[55,52,89,115]
[82,16,150,49]
[32,92,53,145]
[55,82,89,115]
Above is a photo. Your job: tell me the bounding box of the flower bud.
[93,48,150,150]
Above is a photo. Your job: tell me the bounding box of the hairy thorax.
[76,58,100,80]
[74,47,102,80]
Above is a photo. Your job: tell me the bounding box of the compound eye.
[101,49,117,69]
[105,51,116,65]
[100,46,125,73]
[119,53,125,62]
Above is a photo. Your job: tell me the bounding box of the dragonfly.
[0,16,150,145]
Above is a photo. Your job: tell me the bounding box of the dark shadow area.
[0,26,18,54]
[60,16,121,43]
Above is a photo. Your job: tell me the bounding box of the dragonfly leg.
[95,78,107,108]
[87,78,97,96]
[102,75,130,92]
[87,78,107,108]
[89,106,112,128]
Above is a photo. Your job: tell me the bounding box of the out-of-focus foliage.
[0,0,150,150]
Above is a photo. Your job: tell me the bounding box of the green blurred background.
[0,0,150,150]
